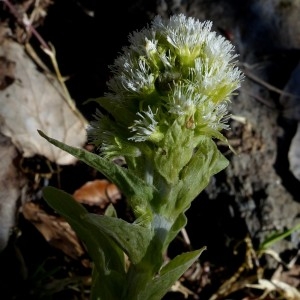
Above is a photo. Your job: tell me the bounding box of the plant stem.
[122,215,171,300]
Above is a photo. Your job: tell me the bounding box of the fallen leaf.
[0,38,87,165]
[246,278,300,300]
[73,179,122,208]
[0,56,15,90]
[272,263,300,291]
[22,202,85,260]
[0,133,27,251]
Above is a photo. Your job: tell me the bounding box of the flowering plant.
[39,14,243,300]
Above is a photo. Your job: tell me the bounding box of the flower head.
[88,14,243,162]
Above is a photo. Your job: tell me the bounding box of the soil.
[1,1,300,299]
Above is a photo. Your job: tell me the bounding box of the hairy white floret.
[129,106,158,142]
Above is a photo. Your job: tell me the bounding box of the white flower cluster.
[88,14,243,158]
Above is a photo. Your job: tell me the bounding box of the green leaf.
[38,130,154,219]
[164,213,187,251]
[90,267,102,300]
[177,138,228,212]
[259,223,300,252]
[154,118,195,184]
[86,213,152,265]
[90,265,126,300]
[42,186,125,299]
[139,248,206,300]
[104,203,118,217]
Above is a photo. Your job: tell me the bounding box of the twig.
[2,0,50,50]
[209,235,263,300]
[240,62,300,99]
[181,228,191,248]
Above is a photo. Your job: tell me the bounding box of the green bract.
[40,13,243,300]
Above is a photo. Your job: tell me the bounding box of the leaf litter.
[0,38,87,165]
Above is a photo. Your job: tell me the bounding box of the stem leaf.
[139,247,206,300]
[38,130,154,211]
[177,137,228,210]
[42,186,125,299]
[86,213,152,265]
[259,223,300,252]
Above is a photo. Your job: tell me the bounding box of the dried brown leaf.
[22,202,85,260]
[0,56,15,90]
[0,133,27,251]
[73,179,122,208]
[0,38,87,165]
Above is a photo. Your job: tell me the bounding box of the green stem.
[122,214,173,300]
